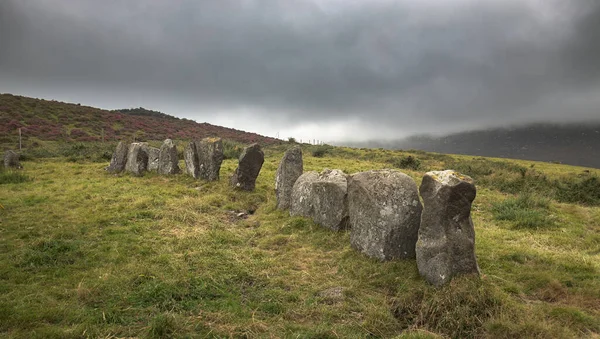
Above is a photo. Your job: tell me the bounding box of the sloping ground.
[0,145,598,338]
[0,93,281,145]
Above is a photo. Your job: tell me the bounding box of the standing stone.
[3,150,22,169]
[198,137,224,181]
[289,171,319,218]
[230,143,264,191]
[349,170,422,260]
[147,147,160,172]
[290,169,349,231]
[184,141,200,179]
[416,170,480,287]
[125,142,149,176]
[275,146,303,209]
[106,142,128,173]
[158,139,180,175]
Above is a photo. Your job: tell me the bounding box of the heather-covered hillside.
[0,94,281,145]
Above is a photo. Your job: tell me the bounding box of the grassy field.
[0,142,599,338]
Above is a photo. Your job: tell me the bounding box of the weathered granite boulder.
[184,141,199,179]
[275,146,303,209]
[416,170,480,287]
[290,169,349,231]
[289,171,319,217]
[3,150,22,169]
[230,143,264,191]
[198,137,224,181]
[106,142,128,173]
[158,139,180,175]
[349,170,422,260]
[125,142,149,176]
[147,147,160,172]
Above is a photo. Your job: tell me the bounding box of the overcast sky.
[1,0,599,142]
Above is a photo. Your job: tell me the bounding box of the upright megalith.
[147,147,160,172]
[158,139,180,175]
[416,170,480,287]
[349,170,422,260]
[230,143,264,191]
[106,142,128,173]
[198,137,224,181]
[125,142,149,176]
[290,169,349,231]
[3,150,22,169]
[275,146,303,209]
[184,141,200,179]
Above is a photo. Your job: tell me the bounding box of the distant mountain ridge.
[349,123,600,169]
[0,93,281,146]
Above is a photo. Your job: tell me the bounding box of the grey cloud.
[1,0,599,139]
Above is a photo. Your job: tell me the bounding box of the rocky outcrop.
[290,169,349,231]
[230,143,264,191]
[416,170,480,287]
[198,137,224,181]
[158,139,180,175]
[349,170,422,260]
[275,146,303,209]
[125,142,149,176]
[106,142,128,173]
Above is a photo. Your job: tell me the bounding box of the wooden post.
[18,128,22,151]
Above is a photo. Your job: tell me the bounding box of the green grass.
[492,193,555,229]
[0,143,598,338]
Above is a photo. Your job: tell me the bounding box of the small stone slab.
[275,146,303,210]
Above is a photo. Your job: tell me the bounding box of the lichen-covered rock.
[4,150,22,169]
[184,141,199,179]
[416,170,480,287]
[275,146,303,209]
[106,142,128,173]
[125,142,149,176]
[349,170,422,260]
[290,169,349,231]
[158,139,180,175]
[289,171,319,218]
[147,147,160,172]
[230,143,264,191]
[198,137,224,181]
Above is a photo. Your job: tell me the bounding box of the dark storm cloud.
[1,0,599,139]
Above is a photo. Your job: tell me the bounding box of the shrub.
[312,145,331,158]
[222,139,244,160]
[390,155,421,170]
[556,175,600,206]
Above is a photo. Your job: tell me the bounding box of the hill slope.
[0,93,281,145]
[350,123,600,169]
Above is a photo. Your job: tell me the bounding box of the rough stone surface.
[230,143,264,191]
[289,171,319,218]
[184,141,199,179]
[147,147,160,172]
[158,139,180,175]
[275,146,303,209]
[349,170,422,260]
[106,142,128,173]
[3,150,22,169]
[290,169,349,231]
[198,137,224,181]
[416,170,480,287]
[125,142,149,176]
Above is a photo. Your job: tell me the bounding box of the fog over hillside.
[1,0,600,142]
[341,123,600,169]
